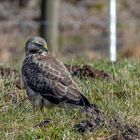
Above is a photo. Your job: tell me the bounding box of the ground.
[0,59,140,139]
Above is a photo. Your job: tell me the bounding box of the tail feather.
[80,94,91,107]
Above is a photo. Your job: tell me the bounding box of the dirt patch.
[74,105,140,140]
[0,66,19,77]
[0,66,22,89]
[108,118,140,140]
[74,104,105,133]
[65,64,111,79]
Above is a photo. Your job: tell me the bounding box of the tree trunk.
[40,0,60,54]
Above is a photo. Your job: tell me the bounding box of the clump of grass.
[0,59,140,139]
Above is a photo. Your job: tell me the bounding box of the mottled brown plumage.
[22,36,91,111]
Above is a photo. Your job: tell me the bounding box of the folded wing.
[22,54,90,106]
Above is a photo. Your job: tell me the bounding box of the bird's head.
[25,36,48,56]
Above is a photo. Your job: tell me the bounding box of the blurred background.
[0,0,140,65]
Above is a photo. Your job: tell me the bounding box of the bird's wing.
[22,53,88,105]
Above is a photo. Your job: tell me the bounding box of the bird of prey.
[22,36,91,111]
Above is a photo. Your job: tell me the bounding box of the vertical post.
[40,0,60,54]
[110,0,117,62]
[40,0,48,39]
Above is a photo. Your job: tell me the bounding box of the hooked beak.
[43,44,48,52]
[44,44,48,49]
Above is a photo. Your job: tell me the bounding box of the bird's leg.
[32,104,37,114]
[35,100,51,128]
[40,103,44,114]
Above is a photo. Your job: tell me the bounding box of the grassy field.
[0,59,140,140]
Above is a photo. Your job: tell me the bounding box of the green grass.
[0,59,140,139]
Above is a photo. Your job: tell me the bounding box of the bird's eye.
[33,42,42,47]
[37,44,42,47]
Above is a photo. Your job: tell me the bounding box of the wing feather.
[22,53,84,105]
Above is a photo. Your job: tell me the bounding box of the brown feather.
[32,53,82,102]
[22,37,91,109]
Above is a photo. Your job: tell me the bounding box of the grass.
[0,59,140,139]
